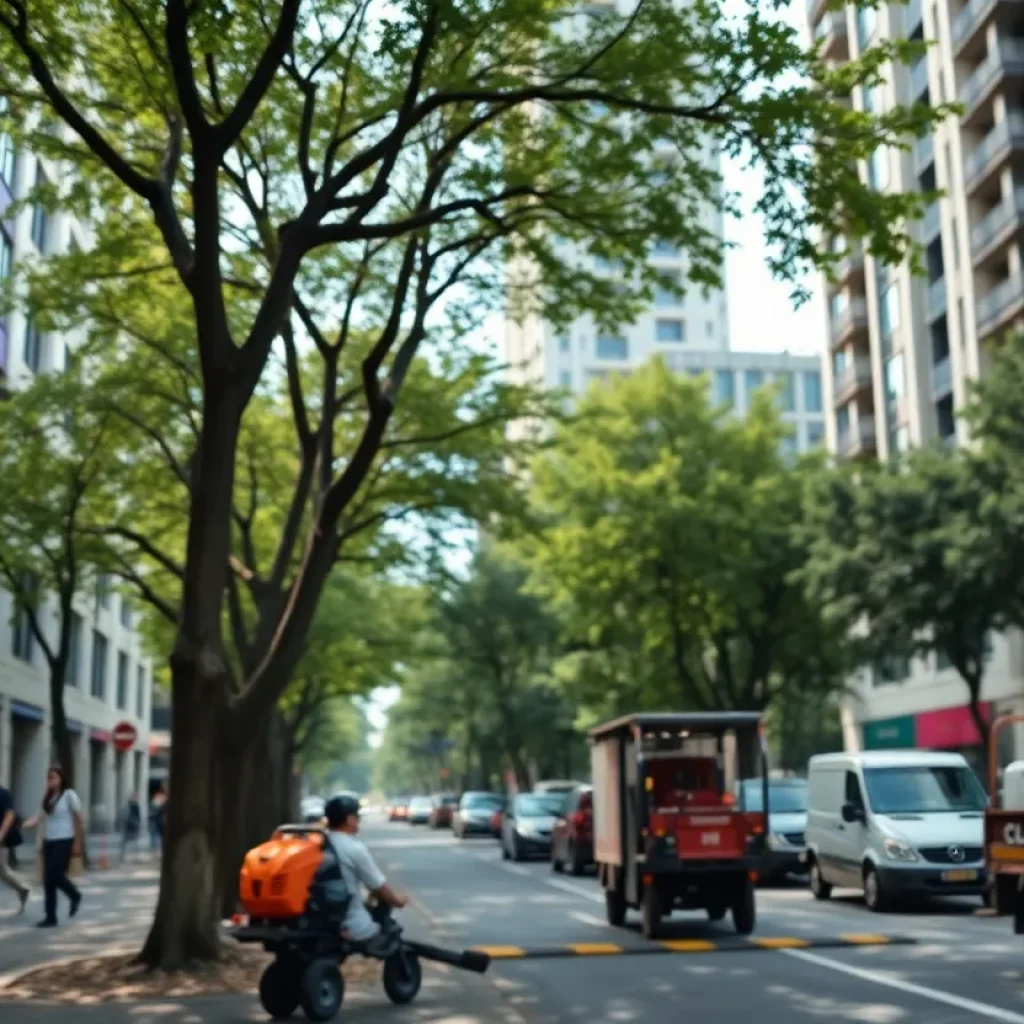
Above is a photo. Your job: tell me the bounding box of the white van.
[804,750,987,911]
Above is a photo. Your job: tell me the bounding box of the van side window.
[845,770,865,811]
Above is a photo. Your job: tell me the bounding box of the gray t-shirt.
[327,831,386,941]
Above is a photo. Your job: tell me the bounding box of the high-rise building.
[0,118,154,827]
[807,0,1024,769]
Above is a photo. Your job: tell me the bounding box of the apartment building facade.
[0,119,154,828]
[808,0,1024,769]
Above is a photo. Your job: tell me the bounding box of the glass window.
[778,372,795,412]
[117,651,129,710]
[91,630,108,699]
[11,602,34,663]
[596,335,628,360]
[0,132,13,189]
[745,369,765,396]
[807,421,825,447]
[829,291,848,321]
[558,334,570,353]
[862,766,986,814]
[832,348,849,377]
[0,227,12,285]
[804,371,822,412]
[96,573,111,609]
[879,283,900,338]
[559,370,571,388]
[706,320,714,338]
[120,597,132,629]
[836,405,851,437]
[136,665,147,717]
[67,612,83,687]
[655,319,684,343]
[30,162,47,251]
[654,271,682,307]
[780,433,798,458]
[715,369,735,406]
[867,146,889,191]
[23,317,41,373]
[884,352,905,401]
[857,5,876,48]
[872,654,910,685]
[651,240,679,257]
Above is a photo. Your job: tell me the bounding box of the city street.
[370,817,1024,1024]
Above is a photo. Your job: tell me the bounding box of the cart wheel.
[382,949,422,1005]
[259,958,301,1020]
[732,879,756,936]
[641,884,663,939]
[298,958,344,1022]
[706,906,726,923]
[605,886,626,927]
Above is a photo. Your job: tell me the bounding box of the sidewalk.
[0,858,525,1023]
[12,832,133,867]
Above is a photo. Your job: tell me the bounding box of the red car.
[429,793,458,828]
[550,784,593,875]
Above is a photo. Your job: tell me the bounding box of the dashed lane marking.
[472,935,912,960]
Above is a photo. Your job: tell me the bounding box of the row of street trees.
[0,0,941,968]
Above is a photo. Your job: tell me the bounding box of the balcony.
[963,112,1024,193]
[922,201,941,242]
[833,356,873,405]
[960,39,1024,126]
[829,297,869,349]
[931,356,953,398]
[816,11,848,59]
[909,57,930,99]
[927,277,948,321]
[837,418,878,458]
[976,269,1024,339]
[829,245,865,293]
[914,133,934,174]
[953,0,1024,57]
[970,186,1024,265]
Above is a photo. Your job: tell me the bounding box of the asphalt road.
[365,816,1024,1024]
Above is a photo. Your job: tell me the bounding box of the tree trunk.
[48,664,75,787]
[138,672,233,968]
[968,688,992,781]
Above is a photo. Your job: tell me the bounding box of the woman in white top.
[22,766,84,927]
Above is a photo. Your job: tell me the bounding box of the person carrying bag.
[22,766,84,927]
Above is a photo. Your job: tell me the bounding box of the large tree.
[521,361,852,715]
[0,0,942,965]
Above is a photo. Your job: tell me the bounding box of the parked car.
[408,795,434,825]
[551,784,593,875]
[300,796,325,823]
[735,777,809,882]
[388,797,410,822]
[534,779,583,795]
[804,750,988,911]
[502,792,566,861]
[429,793,459,829]
[489,807,504,837]
[454,791,505,838]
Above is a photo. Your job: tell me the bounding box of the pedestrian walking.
[0,783,29,915]
[121,793,141,862]
[21,766,84,928]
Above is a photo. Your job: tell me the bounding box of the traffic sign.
[112,721,138,752]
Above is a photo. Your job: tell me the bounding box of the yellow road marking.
[752,937,810,949]
[567,943,624,955]
[660,939,717,952]
[840,933,892,945]
[473,945,527,958]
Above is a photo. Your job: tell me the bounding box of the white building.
[806,0,1024,770]
[0,122,154,827]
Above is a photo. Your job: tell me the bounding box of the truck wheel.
[641,884,663,939]
[258,958,301,1019]
[299,958,344,1022]
[382,950,422,1005]
[732,880,756,936]
[605,886,626,927]
[809,858,832,901]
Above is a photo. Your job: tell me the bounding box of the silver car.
[737,778,808,881]
[502,792,566,861]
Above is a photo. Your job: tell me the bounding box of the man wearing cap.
[323,793,407,942]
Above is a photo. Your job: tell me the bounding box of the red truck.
[985,713,1024,929]
[589,712,769,939]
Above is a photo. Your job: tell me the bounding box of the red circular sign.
[112,721,138,752]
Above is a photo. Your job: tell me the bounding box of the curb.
[0,947,138,991]
[471,933,915,960]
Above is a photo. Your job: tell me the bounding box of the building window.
[778,372,795,413]
[654,271,682,307]
[832,348,849,377]
[23,317,41,372]
[936,647,951,671]
[30,162,47,251]
[807,421,825,447]
[0,226,11,287]
[804,371,823,413]
[95,573,111,609]
[836,405,851,438]
[91,630,108,700]
[829,291,848,320]
[715,369,735,406]
[779,434,798,460]
[706,320,715,338]
[650,240,679,257]
[884,352,905,401]
[117,651,129,710]
[745,369,765,396]
[867,146,889,191]
[655,319,684,343]
[136,665,147,718]
[872,654,910,686]
[559,370,571,388]
[67,612,83,687]
[595,335,628,360]
[557,334,570,353]
[11,593,35,664]
[120,597,132,629]
[857,5,876,47]
[0,131,13,190]
[879,282,900,338]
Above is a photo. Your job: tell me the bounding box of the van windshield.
[863,765,986,814]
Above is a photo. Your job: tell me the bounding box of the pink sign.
[915,702,991,749]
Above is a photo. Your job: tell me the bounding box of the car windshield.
[515,794,565,817]
[463,793,503,810]
[410,797,432,810]
[863,765,987,814]
[740,781,808,814]
[441,795,458,806]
